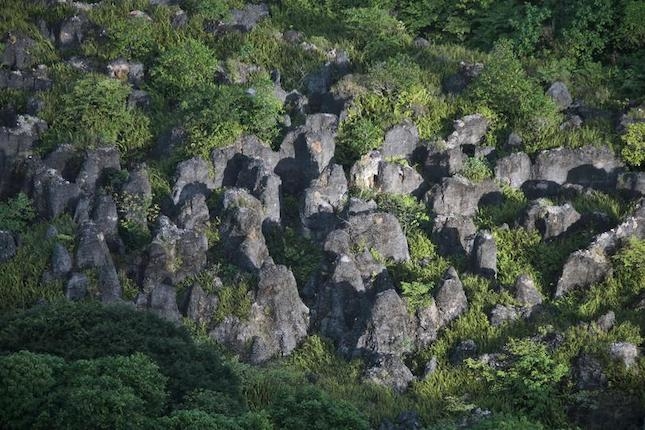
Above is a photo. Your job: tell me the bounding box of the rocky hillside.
[1,0,644,429]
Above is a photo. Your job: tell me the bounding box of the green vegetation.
[621,122,645,167]
[468,40,561,152]
[459,156,492,183]
[0,193,35,232]
[0,302,369,430]
[266,227,322,288]
[43,74,151,155]
[1,0,644,428]
[468,338,569,425]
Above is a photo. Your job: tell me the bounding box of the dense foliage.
[0,302,369,430]
[1,0,644,428]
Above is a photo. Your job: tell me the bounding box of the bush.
[0,217,74,311]
[337,70,450,166]
[43,74,151,154]
[468,338,569,425]
[0,351,167,430]
[179,72,283,158]
[149,39,219,102]
[341,7,412,62]
[621,122,645,167]
[475,185,527,229]
[468,40,561,152]
[459,157,492,182]
[0,302,242,405]
[0,193,36,232]
[268,385,370,430]
[266,227,322,288]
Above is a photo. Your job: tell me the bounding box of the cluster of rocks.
[2,3,644,404]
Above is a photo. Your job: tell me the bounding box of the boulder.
[228,3,270,32]
[521,200,582,240]
[489,304,519,326]
[277,113,338,194]
[378,411,423,430]
[572,354,607,390]
[424,144,464,182]
[51,243,73,277]
[350,151,423,195]
[609,342,639,368]
[122,165,152,201]
[532,146,623,189]
[347,212,410,262]
[58,14,88,48]
[344,197,377,217]
[210,264,309,364]
[301,163,347,239]
[415,300,440,349]
[148,283,180,322]
[0,230,16,263]
[0,116,46,197]
[180,284,220,326]
[514,274,542,308]
[596,311,616,332]
[107,59,144,87]
[65,273,88,301]
[442,61,484,95]
[74,221,121,302]
[555,200,645,297]
[91,194,120,246]
[445,114,489,148]
[236,157,281,224]
[211,134,280,189]
[172,157,215,206]
[546,81,573,111]
[432,215,477,256]
[219,189,269,272]
[175,194,210,231]
[144,216,208,290]
[381,121,419,159]
[43,144,80,181]
[75,147,121,195]
[450,339,478,364]
[471,230,496,279]
[616,171,645,197]
[355,289,413,359]
[364,355,415,393]
[1,34,35,70]
[427,176,501,217]
[494,152,532,189]
[520,179,562,200]
[435,267,467,326]
[32,168,81,219]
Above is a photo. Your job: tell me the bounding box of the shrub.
[0,302,242,405]
[149,39,219,102]
[80,0,181,63]
[468,338,569,425]
[0,193,36,232]
[571,190,626,224]
[266,227,322,288]
[44,74,151,154]
[341,7,412,62]
[267,385,370,430]
[0,351,168,430]
[179,72,283,158]
[621,122,645,167]
[468,40,561,152]
[459,157,492,183]
[475,185,527,229]
[337,81,449,166]
[0,216,74,311]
